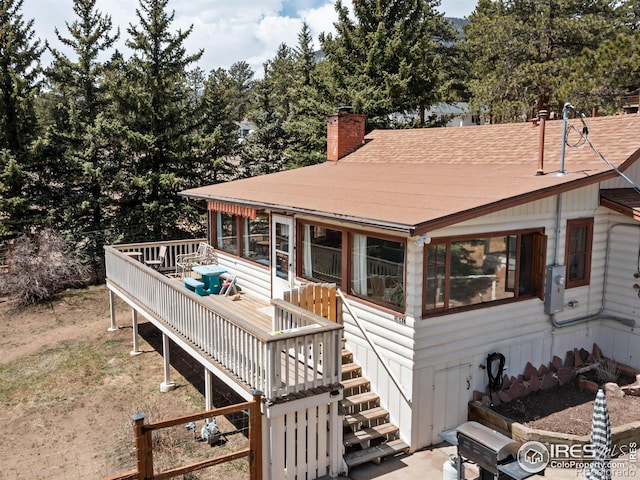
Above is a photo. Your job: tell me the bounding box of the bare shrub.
[0,228,90,305]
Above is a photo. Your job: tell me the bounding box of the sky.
[22,0,476,76]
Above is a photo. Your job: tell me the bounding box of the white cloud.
[22,0,472,77]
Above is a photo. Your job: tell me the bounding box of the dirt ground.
[493,381,640,436]
[0,285,249,480]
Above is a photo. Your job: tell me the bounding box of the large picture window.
[565,218,593,288]
[351,235,405,309]
[423,230,546,315]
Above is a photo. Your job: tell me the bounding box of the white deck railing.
[114,238,205,274]
[105,243,342,401]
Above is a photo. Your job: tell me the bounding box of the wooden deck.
[172,275,273,332]
[106,244,343,401]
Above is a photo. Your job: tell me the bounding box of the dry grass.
[0,284,249,480]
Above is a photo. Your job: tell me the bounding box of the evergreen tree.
[227,61,255,122]
[109,0,203,241]
[190,66,244,185]
[320,0,455,127]
[36,0,119,263]
[461,0,618,122]
[240,64,288,177]
[0,150,30,235]
[562,1,640,113]
[283,22,332,168]
[0,0,43,234]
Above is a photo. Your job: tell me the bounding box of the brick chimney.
[327,107,366,161]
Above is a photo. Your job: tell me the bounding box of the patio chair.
[175,242,218,277]
[144,245,167,270]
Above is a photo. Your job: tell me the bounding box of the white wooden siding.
[600,160,640,189]
[233,176,640,453]
[216,253,271,300]
[342,299,414,446]
[597,221,640,365]
[408,184,640,449]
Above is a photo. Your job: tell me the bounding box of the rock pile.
[472,343,640,407]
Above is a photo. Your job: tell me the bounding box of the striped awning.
[587,389,612,480]
[208,201,257,219]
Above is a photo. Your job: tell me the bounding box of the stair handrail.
[337,289,412,406]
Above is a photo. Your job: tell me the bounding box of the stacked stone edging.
[472,343,640,407]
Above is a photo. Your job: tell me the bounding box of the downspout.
[550,223,637,328]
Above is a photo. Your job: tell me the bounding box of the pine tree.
[190,66,245,185]
[240,63,288,177]
[319,0,455,127]
[0,0,44,234]
[461,0,618,122]
[109,0,203,241]
[284,22,332,168]
[227,61,255,123]
[37,0,119,259]
[562,1,640,113]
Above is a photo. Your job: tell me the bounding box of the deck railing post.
[132,413,147,480]
[249,390,263,480]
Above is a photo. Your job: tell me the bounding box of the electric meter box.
[544,265,565,314]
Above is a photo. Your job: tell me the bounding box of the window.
[423,230,546,315]
[351,235,405,309]
[217,213,238,255]
[243,215,269,266]
[565,218,593,288]
[301,224,343,286]
[214,212,269,266]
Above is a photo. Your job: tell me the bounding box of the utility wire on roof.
[565,106,640,195]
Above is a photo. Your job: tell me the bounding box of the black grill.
[457,421,519,478]
[439,421,544,480]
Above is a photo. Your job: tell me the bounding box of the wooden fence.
[283,283,342,324]
[100,392,262,480]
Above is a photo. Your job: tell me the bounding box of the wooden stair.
[339,344,409,472]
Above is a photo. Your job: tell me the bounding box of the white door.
[431,361,472,444]
[271,215,294,299]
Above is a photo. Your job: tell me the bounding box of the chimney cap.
[337,105,354,114]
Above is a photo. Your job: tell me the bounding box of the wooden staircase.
[340,343,409,472]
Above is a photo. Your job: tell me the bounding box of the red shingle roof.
[181,114,640,234]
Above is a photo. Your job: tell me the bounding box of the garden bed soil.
[492,383,640,436]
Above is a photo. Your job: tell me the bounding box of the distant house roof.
[426,102,470,116]
[182,115,640,235]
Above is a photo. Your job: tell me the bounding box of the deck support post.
[160,333,175,392]
[205,369,214,411]
[108,289,118,331]
[130,309,142,356]
[329,400,343,477]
